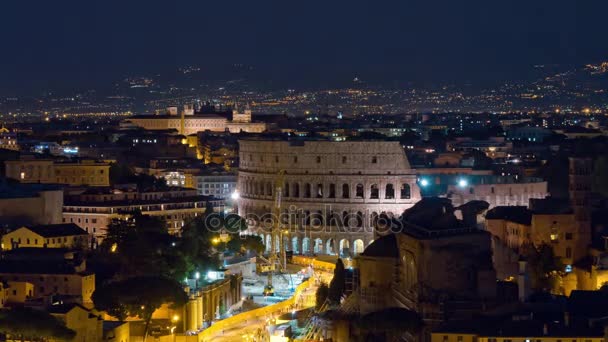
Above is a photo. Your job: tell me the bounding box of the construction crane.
[263,170,287,296]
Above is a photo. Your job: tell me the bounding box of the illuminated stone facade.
[237,139,420,256]
[4,157,110,187]
[126,106,266,135]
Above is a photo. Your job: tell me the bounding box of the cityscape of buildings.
[3,2,608,341]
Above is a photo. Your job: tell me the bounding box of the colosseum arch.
[314,238,323,254]
[266,182,272,196]
[265,234,272,252]
[342,184,350,198]
[385,184,395,199]
[370,184,379,199]
[356,211,364,228]
[302,237,311,255]
[356,184,364,198]
[353,239,364,255]
[283,182,290,197]
[304,183,311,198]
[291,236,299,254]
[326,239,336,255]
[339,239,350,257]
[401,183,411,199]
[316,184,323,198]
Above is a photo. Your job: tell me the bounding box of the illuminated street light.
[195,271,200,280]
[419,178,429,187]
[458,179,468,188]
[231,191,240,200]
[212,237,220,245]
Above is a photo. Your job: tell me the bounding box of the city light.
[195,271,200,280]
[458,179,468,188]
[231,191,240,200]
[419,178,429,187]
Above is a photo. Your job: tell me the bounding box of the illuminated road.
[203,273,330,342]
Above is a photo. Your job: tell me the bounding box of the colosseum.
[236,138,420,257]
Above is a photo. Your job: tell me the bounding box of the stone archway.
[302,237,311,255]
[326,238,336,255]
[353,239,365,255]
[265,234,272,252]
[339,239,350,257]
[314,238,323,254]
[291,236,299,254]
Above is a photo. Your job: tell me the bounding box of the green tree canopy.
[97,212,188,281]
[225,235,265,255]
[93,276,188,341]
[0,307,76,341]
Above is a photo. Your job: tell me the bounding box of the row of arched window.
[244,208,396,228]
[241,181,411,200]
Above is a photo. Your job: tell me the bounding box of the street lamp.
[419,178,429,187]
[458,179,468,188]
[230,191,240,200]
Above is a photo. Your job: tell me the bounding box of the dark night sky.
[2,0,608,93]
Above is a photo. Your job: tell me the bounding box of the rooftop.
[485,206,532,225]
[22,223,88,238]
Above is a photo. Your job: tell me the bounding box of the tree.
[521,242,564,293]
[0,307,76,341]
[93,276,188,341]
[225,235,265,255]
[328,259,346,305]
[96,213,184,280]
[315,283,329,310]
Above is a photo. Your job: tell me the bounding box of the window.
[316,156,321,163]
[355,184,364,198]
[329,184,336,198]
[566,247,572,258]
[385,184,395,199]
[400,184,411,199]
[283,182,290,197]
[275,156,279,163]
[304,184,311,198]
[370,184,379,199]
[457,336,463,342]
[316,184,323,198]
[294,156,298,163]
[342,156,347,164]
[565,233,573,240]
[372,156,377,163]
[342,184,350,199]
